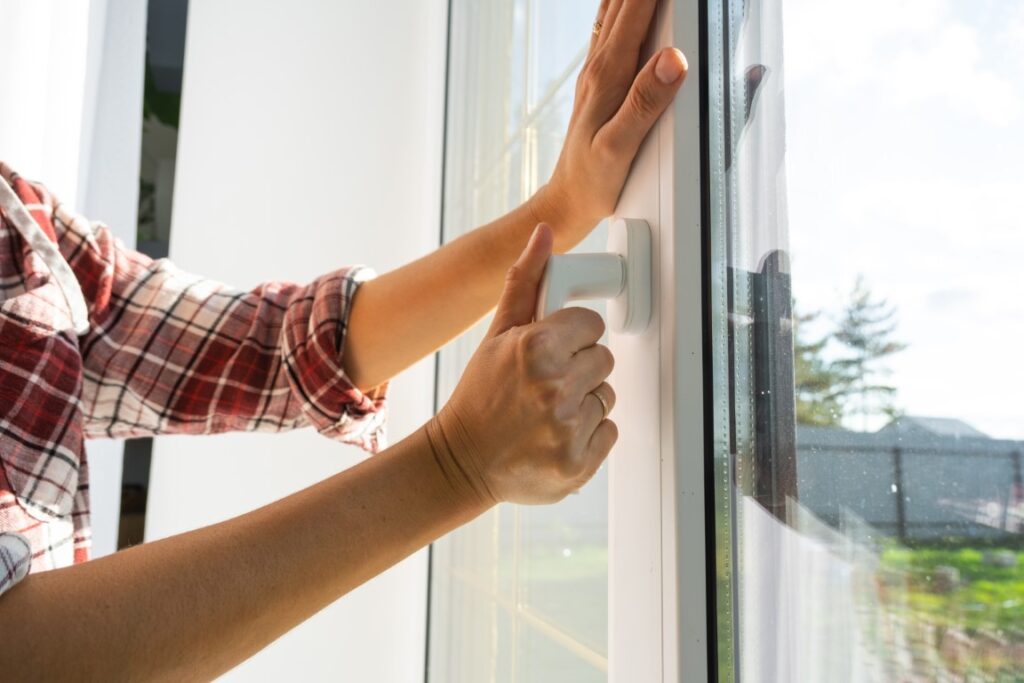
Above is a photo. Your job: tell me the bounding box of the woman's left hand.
[345,1,688,392]
[531,0,688,252]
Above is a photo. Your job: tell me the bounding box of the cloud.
[926,288,978,312]
[780,0,1024,438]
[783,0,1022,126]
[1002,6,1024,74]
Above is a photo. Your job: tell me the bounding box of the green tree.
[793,309,848,427]
[832,275,907,429]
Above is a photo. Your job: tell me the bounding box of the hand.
[426,224,618,506]
[532,0,688,251]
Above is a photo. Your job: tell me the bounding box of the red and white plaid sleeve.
[47,189,388,453]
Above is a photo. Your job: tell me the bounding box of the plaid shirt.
[0,162,387,597]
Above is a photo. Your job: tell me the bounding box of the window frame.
[426,1,715,681]
[602,0,712,681]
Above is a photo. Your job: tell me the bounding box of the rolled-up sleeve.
[0,532,31,599]
[52,203,387,453]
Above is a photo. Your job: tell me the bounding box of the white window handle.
[535,217,652,334]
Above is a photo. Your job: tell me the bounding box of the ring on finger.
[590,388,611,420]
[592,20,603,36]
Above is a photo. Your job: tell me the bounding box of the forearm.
[343,4,688,392]
[0,427,488,682]
[344,189,585,391]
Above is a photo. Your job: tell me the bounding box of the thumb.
[593,47,688,157]
[487,223,553,337]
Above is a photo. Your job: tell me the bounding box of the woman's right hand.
[425,224,618,506]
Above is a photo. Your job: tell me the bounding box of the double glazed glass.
[707,0,1024,680]
[427,2,608,681]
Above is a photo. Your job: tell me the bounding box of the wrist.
[528,183,595,253]
[423,410,498,512]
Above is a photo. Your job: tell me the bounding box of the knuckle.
[605,419,620,445]
[600,345,616,374]
[602,383,617,411]
[576,65,598,100]
[592,133,622,161]
[583,53,609,83]
[504,263,525,284]
[520,327,556,366]
[536,381,563,409]
[577,59,598,91]
[628,82,660,120]
[583,52,628,89]
[570,307,605,336]
[520,325,550,354]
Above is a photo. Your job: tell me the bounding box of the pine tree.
[793,309,848,427]
[832,275,907,430]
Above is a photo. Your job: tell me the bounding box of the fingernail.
[528,223,544,246]
[656,48,687,84]
[534,223,553,246]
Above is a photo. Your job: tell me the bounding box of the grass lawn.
[879,545,1024,679]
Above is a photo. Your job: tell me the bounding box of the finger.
[571,345,615,394]
[590,419,618,462]
[597,0,626,48]
[538,306,606,353]
[580,382,616,435]
[487,223,554,338]
[605,0,659,53]
[578,419,619,483]
[595,381,617,416]
[593,48,687,158]
[590,0,612,52]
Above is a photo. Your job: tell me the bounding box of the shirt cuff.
[282,265,388,453]
[0,532,31,598]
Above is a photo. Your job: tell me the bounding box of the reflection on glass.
[709,0,1024,680]
[518,618,607,683]
[521,467,609,654]
[429,2,606,682]
[533,78,577,194]
[528,0,595,111]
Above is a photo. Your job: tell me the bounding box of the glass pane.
[429,1,607,681]
[708,0,1024,681]
[520,467,609,654]
[517,619,606,683]
[527,0,593,112]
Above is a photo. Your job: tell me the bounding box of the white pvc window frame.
[603,0,710,681]
[426,0,712,680]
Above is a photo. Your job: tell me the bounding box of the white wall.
[146,2,448,680]
[0,0,91,202]
[78,0,148,560]
[0,0,146,559]
[79,0,146,238]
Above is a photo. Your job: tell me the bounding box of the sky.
[781,0,1024,438]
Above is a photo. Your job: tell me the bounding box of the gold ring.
[592,20,603,37]
[591,389,610,420]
